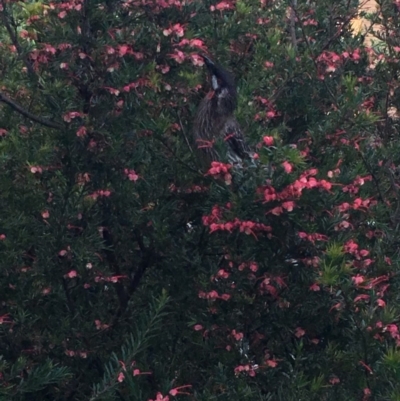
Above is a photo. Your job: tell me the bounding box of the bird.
[192,55,251,170]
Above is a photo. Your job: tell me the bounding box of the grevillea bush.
[2,0,400,400]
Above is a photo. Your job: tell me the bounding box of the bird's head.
[201,54,237,113]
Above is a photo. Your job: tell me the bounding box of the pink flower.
[190,39,205,48]
[231,330,244,341]
[263,136,274,146]
[352,275,365,285]
[190,53,205,66]
[263,186,277,202]
[207,290,219,299]
[76,126,87,138]
[354,294,370,303]
[104,87,120,96]
[216,269,229,279]
[282,161,293,173]
[377,299,386,307]
[249,262,258,272]
[234,364,257,376]
[385,324,399,337]
[344,239,358,254]
[168,50,185,64]
[172,23,185,37]
[266,359,278,367]
[0,314,12,324]
[266,110,277,118]
[271,206,283,216]
[65,270,77,279]
[206,162,232,184]
[124,168,139,181]
[30,166,43,174]
[133,368,152,376]
[94,320,110,330]
[63,111,82,122]
[118,44,130,56]
[210,1,234,11]
[169,385,192,396]
[282,201,295,212]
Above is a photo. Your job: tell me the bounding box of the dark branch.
[0,91,63,130]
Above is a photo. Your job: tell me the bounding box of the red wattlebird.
[192,55,251,169]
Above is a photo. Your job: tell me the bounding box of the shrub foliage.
[1,0,400,400]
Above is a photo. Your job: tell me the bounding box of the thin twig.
[156,134,202,174]
[321,11,358,51]
[176,111,194,154]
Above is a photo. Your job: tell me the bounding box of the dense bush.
[1,0,400,400]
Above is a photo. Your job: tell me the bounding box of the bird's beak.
[200,54,219,89]
[201,54,215,70]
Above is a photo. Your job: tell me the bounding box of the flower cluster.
[198,290,231,301]
[254,96,279,120]
[342,175,372,194]
[344,239,374,269]
[207,218,272,238]
[88,189,111,200]
[337,197,376,212]
[263,168,332,205]
[234,364,258,377]
[206,162,233,184]
[316,49,360,78]
[63,110,84,122]
[298,231,328,244]
[259,275,286,297]
[124,168,139,181]
[163,23,185,37]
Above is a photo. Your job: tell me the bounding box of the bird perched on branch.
[192,55,251,170]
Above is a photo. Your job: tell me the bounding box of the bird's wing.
[223,117,250,160]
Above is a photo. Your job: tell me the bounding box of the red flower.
[149,392,169,401]
[263,135,274,146]
[168,50,185,64]
[282,161,293,173]
[294,327,305,338]
[169,385,192,396]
